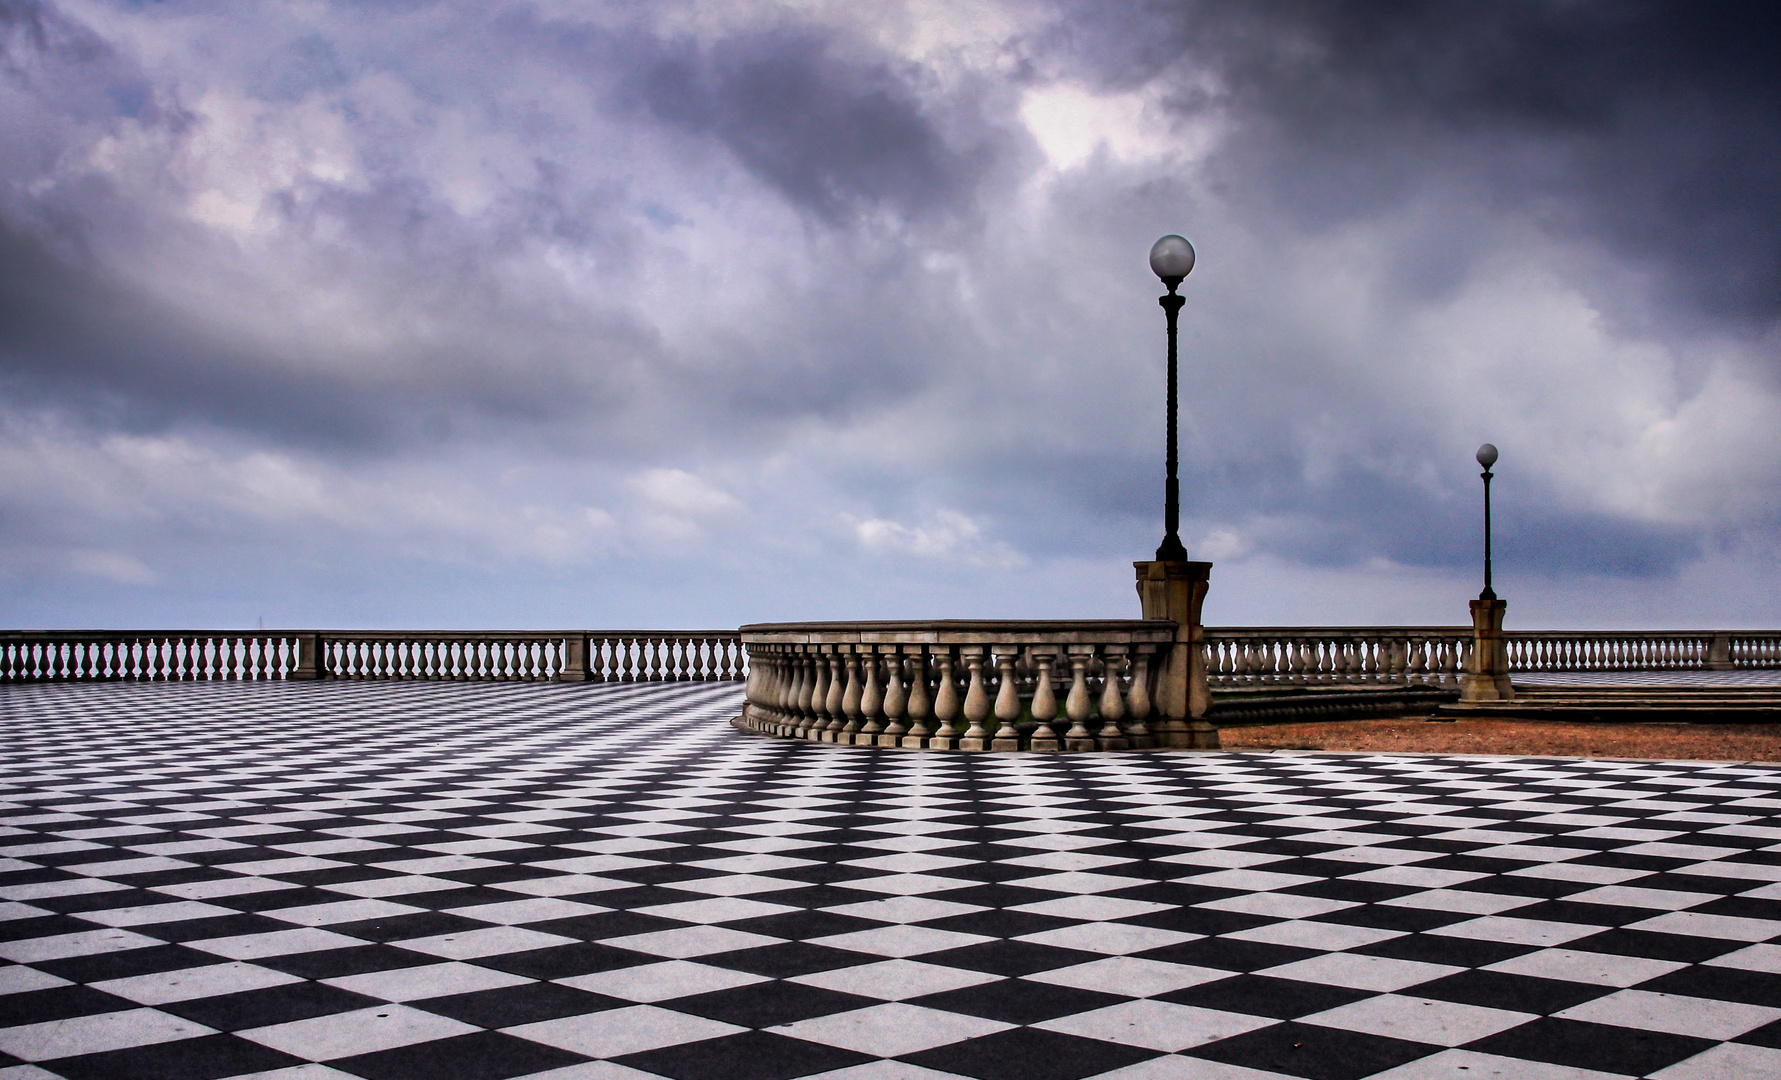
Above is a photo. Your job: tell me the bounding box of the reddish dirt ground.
[1216,717,1781,762]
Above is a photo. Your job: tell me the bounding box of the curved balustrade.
[1,631,746,683]
[738,621,1180,752]
[1205,627,1473,689]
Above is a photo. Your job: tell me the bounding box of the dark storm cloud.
[1057,0,1781,323]
[628,29,990,225]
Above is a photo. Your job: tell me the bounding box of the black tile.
[46,1033,303,1080]
[671,979,873,1026]
[477,941,651,979]
[417,981,624,1026]
[257,943,439,979]
[616,1030,870,1080]
[1181,1019,1430,1080]
[331,910,489,942]
[1411,969,1611,1014]
[134,912,291,942]
[921,909,1071,939]
[334,1030,590,1080]
[37,943,223,983]
[0,984,138,1024]
[1352,933,1531,968]
[725,910,880,940]
[1135,937,1312,973]
[1640,963,1781,1007]
[1161,974,1373,1019]
[1564,928,1744,964]
[526,910,685,941]
[902,1026,1158,1080]
[912,979,1123,1024]
[702,941,877,978]
[923,940,1102,977]
[1466,1016,1714,1075]
[0,913,96,941]
[162,980,380,1030]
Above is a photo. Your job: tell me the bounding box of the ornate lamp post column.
[1133,234,1217,748]
[1149,234,1195,562]
[1461,442,1513,703]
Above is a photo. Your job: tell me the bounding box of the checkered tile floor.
[5,683,1781,1080]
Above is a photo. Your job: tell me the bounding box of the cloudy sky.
[3,0,1778,631]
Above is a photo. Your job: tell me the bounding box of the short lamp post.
[1462,442,1513,703]
[1149,234,1195,562]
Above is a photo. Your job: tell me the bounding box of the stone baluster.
[990,650,1023,751]
[1097,646,1129,750]
[957,648,991,752]
[857,650,885,745]
[840,650,864,742]
[929,648,961,750]
[880,649,908,747]
[1028,650,1061,752]
[1125,648,1155,748]
[823,653,847,741]
[1064,649,1096,751]
[786,653,809,735]
[902,647,933,748]
[802,650,830,739]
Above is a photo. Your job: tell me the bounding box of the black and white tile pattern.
[4,681,1781,1080]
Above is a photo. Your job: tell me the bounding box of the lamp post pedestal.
[1461,597,1515,703]
[1135,559,1219,749]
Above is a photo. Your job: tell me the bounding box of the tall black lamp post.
[1149,234,1195,562]
[1476,443,1498,600]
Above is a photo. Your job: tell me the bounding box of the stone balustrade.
[0,631,745,683]
[1205,627,1473,688]
[1506,631,1781,672]
[738,621,1187,752]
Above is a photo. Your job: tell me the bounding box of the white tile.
[1508,864,1653,885]
[1627,911,1781,941]
[1197,893,1358,919]
[1,878,129,901]
[241,1003,478,1058]
[770,1002,1010,1057]
[1484,948,1686,987]
[1037,1000,1274,1051]
[1222,920,1404,951]
[1016,923,1198,955]
[0,1065,83,1080]
[395,925,577,959]
[791,959,1001,1000]
[1366,1048,1629,1079]
[1026,955,1232,996]
[1176,869,1321,892]
[0,928,160,962]
[843,852,976,873]
[261,898,425,926]
[659,873,806,897]
[491,874,634,898]
[1000,851,1136,871]
[317,875,463,898]
[1649,1042,1781,1080]
[1555,989,1781,1040]
[189,927,364,960]
[0,967,69,993]
[1345,866,1491,888]
[1259,952,1463,992]
[1427,916,1602,947]
[0,903,48,922]
[0,1007,213,1062]
[1379,890,1540,915]
[836,873,980,896]
[218,1066,366,1080]
[597,925,782,958]
[822,896,988,924]
[812,924,993,958]
[1564,886,1717,910]
[1303,993,1534,1047]
[507,1004,743,1057]
[324,961,534,1002]
[93,961,303,1004]
[1703,942,1781,973]
[1090,1058,1300,1080]
[634,896,796,924]
[151,877,301,900]
[1000,871,1150,894]
[1008,895,1173,921]
[558,960,767,1002]
[796,1061,976,1080]
[444,897,610,924]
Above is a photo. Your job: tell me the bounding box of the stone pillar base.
[1461,597,1515,703]
[1135,560,1218,748]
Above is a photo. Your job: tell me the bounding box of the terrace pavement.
[3,681,1781,1080]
